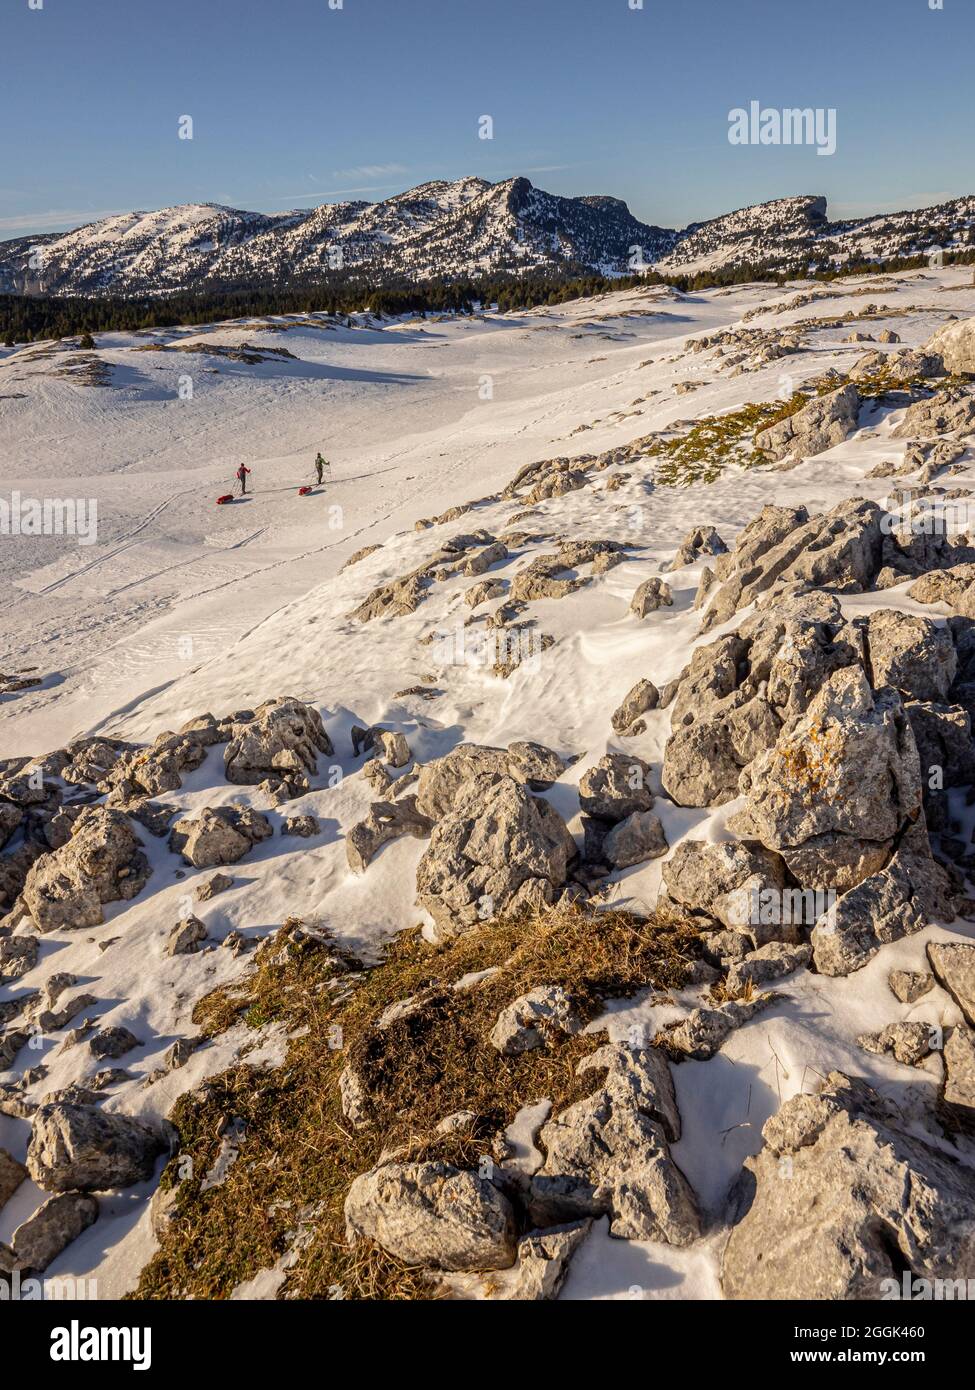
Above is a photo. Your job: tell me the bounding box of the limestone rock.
[346,796,433,873]
[27,1103,168,1192]
[630,577,673,617]
[889,969,934,1004]
[0,1147,27,1207]
[169,805,272,868]
[224,697,333,793]
[754,384,860,464]
[602,810,668,868]
[21,807,151,933]
[611,679,659,735]
[857,1022,933,1067]
[345,1162,517,1272]
[499,1220,591,1301]
[578,753,653,823]
[722,1072,975,1299]
[195,872,233,902]
[927,941,975,1026]
[662,994,776,1061]
[11,1192,98,1271]
[530,1044,699,1243]
[167,915,207,956]
[489,986,583,1055]
[415,776,576,936]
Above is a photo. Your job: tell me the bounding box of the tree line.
[2,248,974,345]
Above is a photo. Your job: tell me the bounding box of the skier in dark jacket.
[236,464,251,495]
[314,453,327,486]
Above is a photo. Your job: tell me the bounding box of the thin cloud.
[0,206,125,234]
[330,162,409,181]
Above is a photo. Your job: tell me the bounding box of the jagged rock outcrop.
[10,1192,98,1271]
[530,1044,700,1244]
[662,593,862,806]
[610,679,659,738]
[510,540,625,603]
[754,384,860,465]
[666,525,728,570]
[414,742,567,821]
[415,775,576,936]
[892,387,975,439]
[20,807,151,933]
[722,1072,975,1299]
[346,797,433,873]
[223,697,333,795]
[489,985,583,1055]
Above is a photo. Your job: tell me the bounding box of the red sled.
[298,485,313,495]
[216,493,234,505]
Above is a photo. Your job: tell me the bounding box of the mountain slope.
[3,177,975,299]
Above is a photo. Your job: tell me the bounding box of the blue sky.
[2,0,973,237]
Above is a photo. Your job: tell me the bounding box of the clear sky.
[2,0,973,238]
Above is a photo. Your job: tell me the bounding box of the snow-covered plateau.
[4,267,975,1301]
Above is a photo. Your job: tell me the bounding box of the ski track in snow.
[3,271,975,1298]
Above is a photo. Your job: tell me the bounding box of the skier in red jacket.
[235,464,251,495]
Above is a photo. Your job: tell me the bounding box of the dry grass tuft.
[134,900,701,1302]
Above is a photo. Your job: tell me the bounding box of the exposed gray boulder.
[699,499,884,634]
[89,1026,139,1061]
[942,1026,975,1128]
[0,934,38,981]
[630,577,673,617]
[927,941,975,1026]
[889,969,934,1004]
[611,678,659,735]
[415,742,567,821]
[11,1192,98,1271]
[345,1161,517,1272]
[811,827,955,976]
[754,384,860,465]
[666,525,727,571]
[725,942,811,993]
[892,388,975,438]
[281,814,320,838]
[925,317,975,374]
[346,797,433,874]
[578,753,653,823]
[662,994,776,1061]
[415,776,576,936]
[195,872,233,902]
[168,805,272,868]
[530,1044,699,1244]
[27,1103,167,1192]
[661,839,787,943]
[602,810,668,868]
[489,985,583,1055]
[730,668,922,882]
[0,1147,26,1207]
[857,1022,933,1067]
[224,697,333,794]
[498,1220,591,1301]
[167,915,207,956]
[722,1072,975,1300]
[21,807,150,933]
[866,610,956,702]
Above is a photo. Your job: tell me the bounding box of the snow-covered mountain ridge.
[4,178,975,299]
